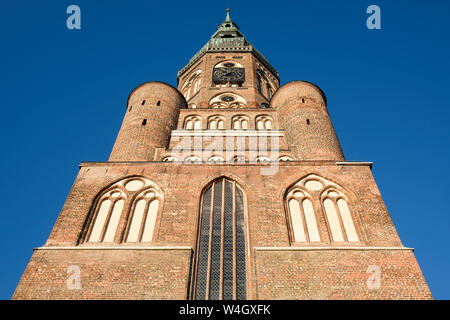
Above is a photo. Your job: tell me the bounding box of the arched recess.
[285,188,320,243]
[231,115,249,130]
[184,115,202,130]
[320,188,359,243]
[181,70,202,101]
[255,115,273,130]
[192,177,247,300]
[81,176,163,244]
[208,115,225,130]
[124,187,162,243]
[284,174,359,244]
[209,93,247,109]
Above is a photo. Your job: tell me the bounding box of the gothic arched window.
[285,189,320,243]
[85,177,163,244]
[182,70,202,101]
[255,115,273,130]
[232,115,249,130]
[184,116,202,130]
[285,174,359,244]
[208,116,225,130]
[321,189,359,242]
[87,189,126,243]
[125,188,162,243]
[193,178,247,300]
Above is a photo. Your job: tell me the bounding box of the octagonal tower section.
[109,82,186,161]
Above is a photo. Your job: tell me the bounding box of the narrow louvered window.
[193,178,247,300]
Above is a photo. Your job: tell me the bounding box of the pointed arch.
[320,187,359,242]
[87,188,126,243]
[284,173,359,244]
[208,115,225,130]
[82,176,163,244]
[184,115,202,130]
[192,177,247,300]
[285,187,320,243]
[124,186,162,243]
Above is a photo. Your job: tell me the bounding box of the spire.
[177,9,279,79]
[225,8,231,22]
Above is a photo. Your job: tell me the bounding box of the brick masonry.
[13,12,432,299]
[13,162,432,299]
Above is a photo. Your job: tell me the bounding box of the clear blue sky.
[1,0,449,299]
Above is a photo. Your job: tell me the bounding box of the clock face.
[213,67,245,83]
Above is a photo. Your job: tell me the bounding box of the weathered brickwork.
[13,249,191,300]
[109,82,186,161]
[254,250,431,300]
[14,10,431,300]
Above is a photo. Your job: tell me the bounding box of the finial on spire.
[225,8,231,22]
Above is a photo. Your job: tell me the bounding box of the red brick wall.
[254,249,432,300]
[13,162,432,299]
[13,249,191,300]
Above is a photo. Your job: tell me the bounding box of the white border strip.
[254,246,413,251]
[335,161,373,166]
[34,246,192,251]
[171,130,284,137]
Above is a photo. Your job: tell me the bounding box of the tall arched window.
[321,189,359,242]
[88,189,126,243]
[256,69,275,100]
[125,188,162,243]
[193,178,247,300]
[285,189,320,242]
[182,70,202,101]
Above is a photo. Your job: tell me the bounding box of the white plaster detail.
[125,179,144,191]
[288,199,306,242]
[302,199,320,242]
[141,200,159,242]
[304,180,323,191]
[337,199,359,242]
[324,198,344,242]
[103,199,124,242]
[127,199,146,242]
[88,199,111,242]
[171,130,284,137]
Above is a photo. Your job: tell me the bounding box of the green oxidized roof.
[177,9,279,79]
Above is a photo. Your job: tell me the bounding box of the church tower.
[14,10,431,300]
